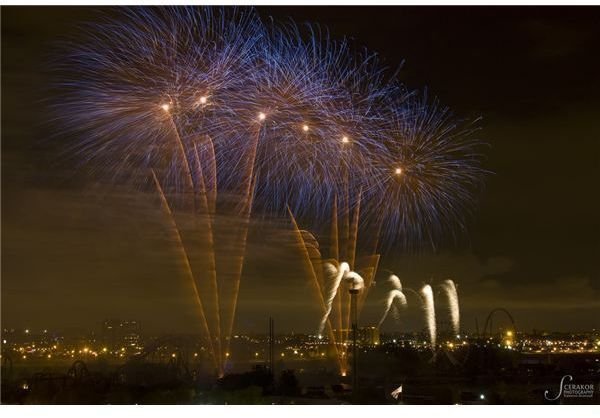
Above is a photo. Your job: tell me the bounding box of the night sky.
[2,6,599,335]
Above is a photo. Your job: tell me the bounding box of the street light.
[347,275,364,393]
[350,286,359,392]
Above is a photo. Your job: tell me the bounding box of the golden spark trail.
[330,198,343,347]
[329,200,340,345]
[167,115,195,198]
[167,110,223,373]
[168,110,223,373]
[151,170,218,372]
[192,141,223,375]
[347,189,361,270]
[288,207,343,373]
[222,125,263,363]
[200,138,217,214]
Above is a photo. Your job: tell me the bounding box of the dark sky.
[2,6,599,335]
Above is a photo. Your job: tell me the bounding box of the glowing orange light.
[161,103,170,112]
[199,96,207,104]
[258,112,266,121]
[302,124,309,132]
[394,167,403,175]
[342,136,349,143]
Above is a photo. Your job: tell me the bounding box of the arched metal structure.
[482,308,516,337]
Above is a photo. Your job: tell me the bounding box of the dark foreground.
[2,344,599,404]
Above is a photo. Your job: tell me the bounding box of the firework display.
[53,7,485,375]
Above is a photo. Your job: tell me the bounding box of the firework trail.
[362,92,488,252]
[290,201,377,375]
[318,262,365,335]
[53,6,486,254]
[388,274,402,291]
[246,23,398,221]
[52,7,263,190]
[378,290,408,328]
[345,270,364,291]
[440,279,460,335]
[52,7,268,376]
[151,170,218,371]
[377,275,408,328]
[420,284,437,349]
[288,208,342,371]
[52,6,487,376]
[319,261,349,335]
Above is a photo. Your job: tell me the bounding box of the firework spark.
[319,261,349,335]
[52,6,486,375]
[420,284,437,350]
[377,275,407,328]
[440,279,460,336]
[54,6,486,252]
[362,93,487,251]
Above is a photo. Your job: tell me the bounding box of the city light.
[258,112,266,121]
[160,103,170,112]
[342,135,349,143]
[302,124,309,132]
[198,96,207,104]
